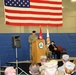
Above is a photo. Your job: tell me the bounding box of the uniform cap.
[62,54,69,61]
[65,61,75,70]
[32,30,36,33]
[40,56,47,59]
[40,56,47,62]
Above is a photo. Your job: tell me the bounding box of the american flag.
[4,0,63,26]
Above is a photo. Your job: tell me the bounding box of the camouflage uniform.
[28,34,38,60]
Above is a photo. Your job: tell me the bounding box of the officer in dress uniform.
[28,30,38,60]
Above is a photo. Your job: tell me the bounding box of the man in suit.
[48,41,60,59]
[28,30,38,60]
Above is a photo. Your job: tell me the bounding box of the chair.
[57,46,67,55]
[52,46,67,59]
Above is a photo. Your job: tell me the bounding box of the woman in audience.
[29,62,40,75]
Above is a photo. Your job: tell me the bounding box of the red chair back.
[57,46,63,52]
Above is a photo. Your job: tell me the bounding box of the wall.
[0,33,76,66]
[0,0,76,33]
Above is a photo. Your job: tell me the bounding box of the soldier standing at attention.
[28,30,38,60]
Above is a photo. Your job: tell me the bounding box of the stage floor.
[7,57,76,64]
[56,57,76,61]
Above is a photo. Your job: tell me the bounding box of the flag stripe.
[31,0,62,4]
[4,0,63,26]
[31,5,62,10]
[5,18,63,24]
[6,15,62,21]
[5,9,62,15]
[30,2,62,8]
[6,21,62,26]
[5,12,62,18]
[5,6,62,13]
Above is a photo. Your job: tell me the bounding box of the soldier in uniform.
[28,30,38,60]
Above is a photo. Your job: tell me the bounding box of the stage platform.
[6,57,76,74]
[7,57,76,64]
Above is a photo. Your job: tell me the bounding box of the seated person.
[64,61,75,75]
[73,59,76,70]
[48,41,60,59]
[4,67,16,75]
[58,54,70,73]
[29,62,40,75]
[40,60,64,75]
[39,56,47,73]
[73,59,76,75]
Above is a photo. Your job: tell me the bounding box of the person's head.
[64,61,75,74]
[4,67,16,75]
[32,30,36,35]
[40,56,47,65]
[62,54,70,63]
[29,62,40,75]
[51,41,55,45]
[42,60,58,75]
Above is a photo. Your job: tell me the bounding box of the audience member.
[72,60,76,75]
[39,56,47,73]
[4,67,16,75]
[58,54,70,73]
[40,56,47,65]
[48,41,60,59]
[40,60,64,75]
[29,62,40,75]
[73,59,76,70]
[64,61,75,75]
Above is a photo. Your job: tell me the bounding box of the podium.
[31,39,46,63]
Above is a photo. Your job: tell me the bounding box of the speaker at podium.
[31,39,46,63]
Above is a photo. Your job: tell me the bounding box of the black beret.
[32,30,36,33]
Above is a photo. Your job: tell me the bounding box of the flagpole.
[39,25,43,39]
